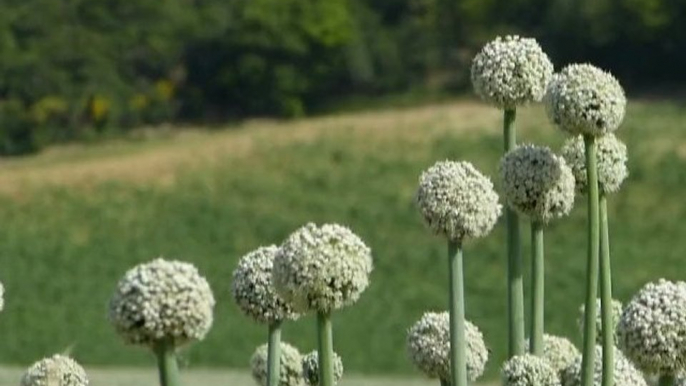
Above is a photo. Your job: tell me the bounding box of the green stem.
[530,221,544,356]
[580,135,601,386]
[440,379,450,386]
[154,339,181,386]
[659,375,675,386]
[317,312,334,386]
[599,193,614,386]
[448,241,468,386]
[267,322,282,386]
[504,108,525,358]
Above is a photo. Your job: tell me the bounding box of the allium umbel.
[545,64,626,136]
[251,342,304,386]
[407,311,488,382]
[20,354,89,386]
[471,35,554,109]
[108,258,215,347]
[272,223,373,314]
[416,161,501,242]
[500,145,575,224]
[302,351,344,386]
[232,245,299,324]
[560,345,647,386]
[577,298,623,344]
[526,334,580,376]
[502,354,561,386]
[561,134,628,194]
[617,279,686,375]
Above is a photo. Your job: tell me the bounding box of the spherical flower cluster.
[617,279,686,375]
[406,311,488,382]
[302,351,344,386]
[471,35,554,109]
[500,145,575,224]
[416,161,502,242]
[502,354,560,386]
[232,245,299,325]
[273,223,373,314]
[526,334,579,376]
[108,258,216,347]
[545,64,626,136]
[561,134,628,194]
[251,342,304,386]
[20,354,89,386]
[577,298,623,345]
[560,345,647,386]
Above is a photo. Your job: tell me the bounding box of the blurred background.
[0,0,685,384]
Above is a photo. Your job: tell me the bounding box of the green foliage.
[0,102,683,380]
[1,0,686,153]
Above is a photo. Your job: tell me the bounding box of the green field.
[0,100,684,381]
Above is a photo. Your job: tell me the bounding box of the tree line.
[0,0,683,154]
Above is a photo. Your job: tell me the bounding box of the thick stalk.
[504,108,525,357]
[317,312,335,386]
[659,375,675,386]
[580,135,601,386]
[599,193,614,386]
[267,321,282,386]
[448,241,468,386]
[154,339,181,386]
[530,221,544,356]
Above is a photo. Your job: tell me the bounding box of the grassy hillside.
[0,100,684,380]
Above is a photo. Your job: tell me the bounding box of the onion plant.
[472,35,553,358]
[617,280,686,386]
[546,64,626,386]
[500,145,575,356]
[108,258,216,386]
[407,311,489,386]
[273,223,373,386]
[232,246,300,386]
[20,354,89,386]
[416,161,501,386]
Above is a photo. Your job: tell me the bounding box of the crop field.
[0,100,684,381]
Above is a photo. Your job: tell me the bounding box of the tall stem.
[317,312,335,386]
[599,193,614,386]
[530,221,544,356]
[659,375,675,386]
[154,339,181,386]
[267,321,282,386]
[504,108,525,357]
[580,135,601,386]
[448,241,468,386]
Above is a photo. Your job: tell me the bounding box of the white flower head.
[502,354,560,386]
[406,311,488,382]
[108,258,216,347]
[302,351,344,386]
[617,279,686,375]
[577,298,623,345]
[545,64,626,136]
[21,354,89,386]
[251,342,304,386]
[526,334,579,376]
[232,245,300,325]
[561,134,629,194]
[560,345,647,386]
[416,161,501,242]
[500,145,575,224]
[273,223,373,314]
[471,35,554,109]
